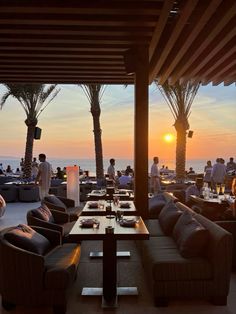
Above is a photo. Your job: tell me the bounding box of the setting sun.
[164,133,174,143]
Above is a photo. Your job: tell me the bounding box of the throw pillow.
[4,224,51,255]
[44,195,67,210]
[158,201,182,235]
[32,205,54,223]
[173,210,209,258]
[149,194,166,217]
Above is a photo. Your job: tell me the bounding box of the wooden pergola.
[0,0,235,216]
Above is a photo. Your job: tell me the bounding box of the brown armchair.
[0,224,81,314]
[26,205,77,242]
[43,195,82,220]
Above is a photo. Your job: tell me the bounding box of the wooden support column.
[134,46,149,218]
[124,46,149,218]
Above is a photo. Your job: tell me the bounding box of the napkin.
[119,218,136,227]
[88,202,98,209]
[120,202,131,208]
[80,218,99,228]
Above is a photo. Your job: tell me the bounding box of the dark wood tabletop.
[81,200,137,216]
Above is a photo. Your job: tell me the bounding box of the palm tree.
[80,84,106,182]
[155,80,200,182]
[0,84,60,178]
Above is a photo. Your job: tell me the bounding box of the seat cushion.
[158,201,183,235]
[44,243,81,289]
[32,205,54,223]
[141,236,212,281]
[173,210,209,258]
[144,219,165,237]
[44,195,67,210]
[4,224,51,255]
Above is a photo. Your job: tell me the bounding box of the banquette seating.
[0,224,81,314]
[140,200,233,306]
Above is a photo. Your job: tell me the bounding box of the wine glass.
[113,196,120,220]
[221,184,225,194]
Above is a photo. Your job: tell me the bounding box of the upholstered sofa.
[140,201,233,306]
[148,192,178,219]
[0,224,81,314]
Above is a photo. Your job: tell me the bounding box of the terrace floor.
[0,202,236,314]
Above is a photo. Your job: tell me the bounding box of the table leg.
[102,236,117,307]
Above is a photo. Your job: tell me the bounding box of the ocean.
[0,157,210,175]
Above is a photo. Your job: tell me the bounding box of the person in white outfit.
[35,153,52,200]
[150,156,161,195]
[211,158,226,189]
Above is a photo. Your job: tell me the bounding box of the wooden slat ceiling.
[0,0,235,85]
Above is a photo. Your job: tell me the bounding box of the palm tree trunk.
[91,97,104,180]
[175,127,187,183]
[23,123,36,179]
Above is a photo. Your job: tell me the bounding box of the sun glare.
[164,133,174,143]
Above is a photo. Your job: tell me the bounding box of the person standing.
[211,157,226,189]
[20,157,24,172]
[150,156,161,195]
[35,153,52,200]
[31,157,39,180]
[226,157,236,172]
[107,158,116,182]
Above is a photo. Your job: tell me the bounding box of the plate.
[119,202,131,208]
[80,218,99,228]
[119,218,137,227]
[88,202,98,209]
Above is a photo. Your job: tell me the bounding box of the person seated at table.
[185,177,204,206]
[6,165,13,174]
[125,165,134,176]
[118,170,133,188]
[187,167,195,175]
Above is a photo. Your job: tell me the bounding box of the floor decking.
[0,202,235,314]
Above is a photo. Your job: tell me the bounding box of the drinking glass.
[93,220,100,229]
[98,200,105,209]
[216,184,221,195]
[221,184,225,194]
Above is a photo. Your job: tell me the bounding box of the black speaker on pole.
[188,130,193,138]
[34,127,42,140]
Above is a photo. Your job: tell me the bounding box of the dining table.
[68,215,149,307]
[189,194,229,220]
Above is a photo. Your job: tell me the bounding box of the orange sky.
[0,84,235,162]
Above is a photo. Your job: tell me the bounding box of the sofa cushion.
[148,194,166,218]
[4,224,51,255]
[158,201,183,235]
[32,205,54,223]
[140,236,212,281]
[44,195,67,210]
[173,210,209,258]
